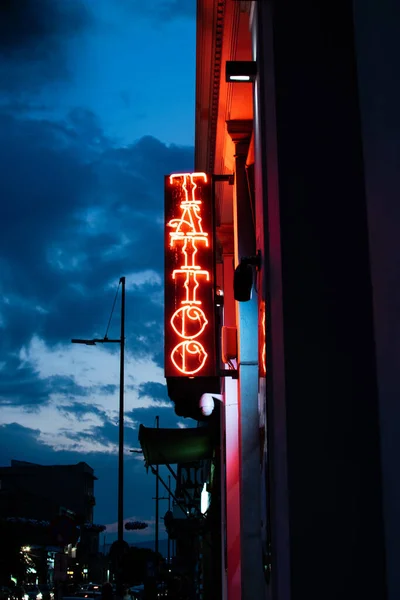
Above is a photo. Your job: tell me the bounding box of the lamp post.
[72,276,126,547]
[155,415,159,556]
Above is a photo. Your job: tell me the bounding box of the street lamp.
[71,275,126,548]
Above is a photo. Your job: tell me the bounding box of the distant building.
[0,460,101,583]
[0,460,97,525]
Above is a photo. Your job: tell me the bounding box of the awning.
[138,424,214,466]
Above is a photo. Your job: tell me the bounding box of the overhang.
[166,376,221,420]
[139,424,215,467]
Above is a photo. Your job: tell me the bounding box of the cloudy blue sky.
[0,0,196,546]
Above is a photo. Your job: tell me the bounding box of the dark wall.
[354,2,400,598]
[0,464,94,522]
[258,1,387,598]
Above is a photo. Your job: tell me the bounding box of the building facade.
[158,1,400,599]
[193,1,396,599]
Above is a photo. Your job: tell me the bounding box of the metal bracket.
[219,369,239,379]
[149,459,208,521]
[149,465,188,519]
[212,174,234,185]
[240,249,262,271]
[149,464,208,523]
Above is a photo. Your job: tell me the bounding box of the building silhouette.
[0,460,96,524]
[0,460,102,583]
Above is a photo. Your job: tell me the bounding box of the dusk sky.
[0,0,196,545]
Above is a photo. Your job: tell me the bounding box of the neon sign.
[259,300,266,377]
[164,172,215,377]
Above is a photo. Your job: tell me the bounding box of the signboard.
[165,172,215,377]
[259,300,266,378]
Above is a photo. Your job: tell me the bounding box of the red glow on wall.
[224,377,242,598]
[164,172,215,377]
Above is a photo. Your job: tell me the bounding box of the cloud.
[138,382,169,401]
[0,333,194,456]
[115,0,195,22]
[0,399,109,454]
[125,270,162,289]
[0,112,193,361]
[0,338,174,459]
[0,0,90,55]
[0,108,194,458]
[0,329,191,451]
[19,335,164,389]
[0,0,92,92]
[157,0,196,20]
[0,101,194,540]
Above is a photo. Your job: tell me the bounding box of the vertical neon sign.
[165,172,215,377]
[259,300,266,377]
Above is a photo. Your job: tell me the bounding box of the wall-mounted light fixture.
[226,60,257,83]
[215,286,224,307]
[199,393,223,417]
[234,251,262,302]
